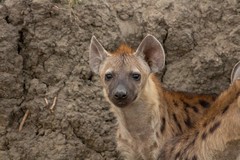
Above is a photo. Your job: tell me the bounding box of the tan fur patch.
[111,44,134,56]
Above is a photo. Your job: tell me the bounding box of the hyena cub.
[89,35,216,160]
[158,62,240,160]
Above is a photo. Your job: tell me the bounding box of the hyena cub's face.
[89,35,165,108]
[98,52,150,107]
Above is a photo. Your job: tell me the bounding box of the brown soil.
[0,0,239,159]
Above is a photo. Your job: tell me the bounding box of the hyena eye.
[105,73,113,81]
[131,73,141,81]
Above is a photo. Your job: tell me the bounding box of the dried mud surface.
[0,0,239,159]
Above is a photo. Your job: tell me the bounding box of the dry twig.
[44,98,49,107]
[18,109,30,132]
[50,97,57,112]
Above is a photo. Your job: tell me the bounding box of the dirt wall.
[0,0,240,159]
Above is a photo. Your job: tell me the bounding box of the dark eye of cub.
[105,73,113,81]
[132,73,141,81]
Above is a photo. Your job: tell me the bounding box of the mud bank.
[0,0,239,159]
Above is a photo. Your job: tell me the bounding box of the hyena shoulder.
[161,88,217,134]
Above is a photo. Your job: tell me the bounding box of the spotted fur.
[158,79,240,160]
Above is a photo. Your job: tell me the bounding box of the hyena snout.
[114,84,128,100]
[110,83,137,107]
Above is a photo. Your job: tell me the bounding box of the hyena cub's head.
[89,35,165,108]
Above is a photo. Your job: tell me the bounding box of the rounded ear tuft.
[231,61,240,83]
[89,36,109,74]
[135,34,165,73]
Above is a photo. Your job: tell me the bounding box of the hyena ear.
[231,61,240,83]
[89,36,110,74]
[135,34,165,73]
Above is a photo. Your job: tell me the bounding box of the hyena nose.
[114,91,127,100]
[114,85,127,100]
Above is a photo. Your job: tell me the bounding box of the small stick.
[50,97,57,112]
[44,98,49,106]
[19,109,30,132]
[53,5,59,9]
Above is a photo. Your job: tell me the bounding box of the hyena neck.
[112,74,170,151]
